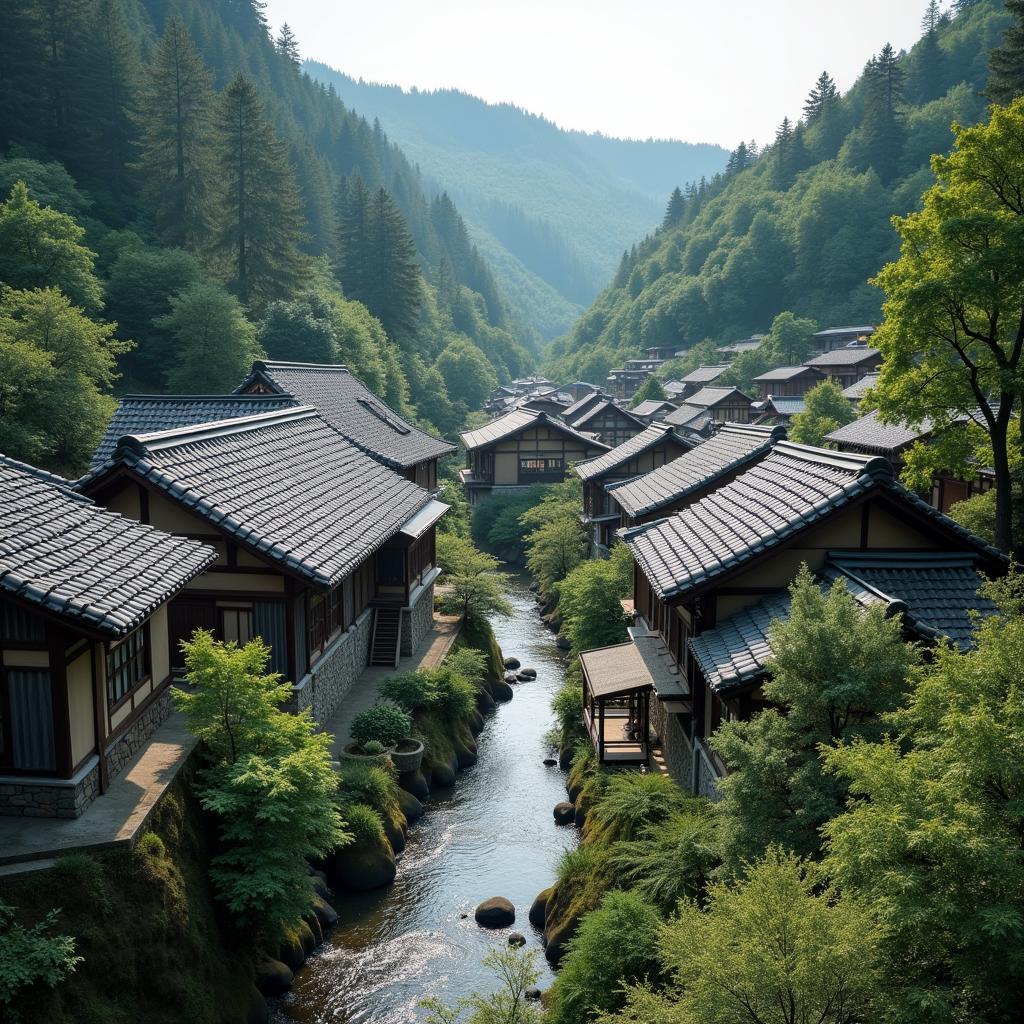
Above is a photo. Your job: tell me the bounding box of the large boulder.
[254,958,293,997]
[304,911,323,947]
[555,635,571,651]
[525,987,542,1001]
[529,887,552,929]
[553,802,575,826]
[558,745,574,770]
[296,920,317,955]
[504,671,519,685]
[429,753,458,788]
[476,686,497,713]
[312,894,338,930]
[328,835,397,892]
[396,786,424,823]
[398,767,430,801]
[491,678,514,702]
[276,933,306,972]
[519,667,537,680]
[467,709,486,735]
[503,656,521,670]
[310,869,331,900]
[475,896,516,928]
[246,987,269,1024]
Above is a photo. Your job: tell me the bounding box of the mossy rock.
[304,911,323,947]
[396,786,424,822]
[327,833,397,892]
[276,933,306,972]
[398,767,430,801]
[428,752,458,787]
[467,708,486,734]
[246,986,270,1024]
[553,802,575,826]
[543,906,581,965]
[254,958,293,997]
[312,895,338,930]
[382,807,407,854]
[454,740,477,769]
[558,745,574,770]
[491,678,514,702]
[529,886,553,929]
[476,686,497,713]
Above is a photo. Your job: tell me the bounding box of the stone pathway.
[325,612,462,758]
[0,713,197,872]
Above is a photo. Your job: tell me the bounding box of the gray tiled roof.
[805,347,881,368]
[575,424,694,482]
[571,400,644,430]
[681,364,731,384]
[842,372,880,400]
[87,395,295,476]
[1,455,215,637]
[690,551,998,691]
[236,361,456,469]
[753,365,825,383]
[762,396,806,418]
[461,409,609,452]
[631,399,678,417]
[608,424,784,518]
[562,392,607,423]
[814,325,876,338]
[824,410,932,454]
[683,386,752,408]
[102,408,432,589]
[663,403,712,430]
[625,440,1002,600]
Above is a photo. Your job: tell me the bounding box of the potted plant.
[341,703,413,766]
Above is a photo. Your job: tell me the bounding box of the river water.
[274,572,576,1023]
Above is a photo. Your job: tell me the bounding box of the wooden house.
[841,371,880,406]
[803,346,882,389]
[459,409,609,504]
[753,395,806,426]
[565,382,600,402]
[608,424,785,529]
[663,386,754,432]
[82,407,446,722]
[811,325,875,353]
[605,366,652,401]
[751,365,825,399]
[575,424,696,553]
[235,360,456,492]
[825,410,995,515]
[566,399,646,448]
[0,457,216,818]
[580,442,1004,791]
[630,399,679,423]
[676,364,731,400]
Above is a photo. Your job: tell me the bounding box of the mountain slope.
[546,0,1012,383]
[304,64,730,338]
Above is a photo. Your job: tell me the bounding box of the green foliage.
[337,761,401,820]
[342,802,387,845]
[436,532,512,622]
[0,286,127,474]
[557,553,631,653]
[444,646,488,689]
[158,281,263,393]
[551,681,585,747]
[350,703,412,750]
[602,848,883,1024]
[421,947,543,1024]
[713,566,917,871]
[379,666,476,719]
[436,337,499,411]
[548,890,663,1024]
[524,516,587,595]
[987,0,1024,103]
[823,571,1024,1022]
[588,772,689,844]
[628,375,666,406]
[472,488,545,560]
[175,630,348,943]
[0,900,80,1017]
[789,378,856,445]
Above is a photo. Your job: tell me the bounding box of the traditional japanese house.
[566,398,646,448]
[81,407,446,721]
[607,424,785,529]
[0,457,216,818]
[841,371,880,406]
[663,386,754,432]
[605,366,653,401]
[661,379,687,401]
[561,391,608,426]
[751,365,826,399]
[565,382,600,402]
[580,442,1004,791]
[753,395,806,426]
[235,360,456,491]
[516,395,571,417]
[717,334,765,358]
[630,399,679,423]
[459,409,609,504]
[803,346,882,389]
[811,324,876,353]
[575,424,696,553]
[676,364,731,400]
[825,410,995,514]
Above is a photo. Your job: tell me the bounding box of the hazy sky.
[262,1,929,148]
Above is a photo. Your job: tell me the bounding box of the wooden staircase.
[370,607,402,667]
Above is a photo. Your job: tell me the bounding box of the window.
[220,607,253,646]
[519,457,563,475]
[107,628,149,706]
[308,592,326,656]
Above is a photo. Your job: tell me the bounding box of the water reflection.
[275,573,575,1023]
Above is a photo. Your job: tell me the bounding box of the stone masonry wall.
[401,581,436,657]
[106,688,173,779]
[308,609,374,723]
[650,700,694,793]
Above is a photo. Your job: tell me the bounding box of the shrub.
[338,761,400,819]
[135,831,166,861]
[0,900,81,1017]
[444,647,487,689]
[588,772,688,843]
[361,740,386,755]
[428,666,476,718]
[552,680,585,744]
[344,802,386,844]
[548,890,663,1024]
[379,671,432,711]
[350,703,411,750]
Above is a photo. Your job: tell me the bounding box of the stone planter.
[390,738,424,774]
[338,742,394,768]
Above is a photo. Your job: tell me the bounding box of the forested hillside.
[546,0,1011,382]
[305,65,730,339]
[0,0,530,476]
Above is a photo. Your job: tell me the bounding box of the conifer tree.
[274,22,300,66]
[133,17,218,251]
[0,1,48,152]
[912,1,946,103]
[987,0,1024,103]
[772,117,798,189]
[213,73,309,308]
[860,44,905,184]
[662,186,685,229]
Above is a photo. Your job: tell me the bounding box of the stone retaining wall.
[301,609,374,724]
[401,581,436,657]
[650,700,693,792]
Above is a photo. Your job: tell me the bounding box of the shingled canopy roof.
[824,409,933,455]
[574,423,695,482]
[460,409,610,452]
[1,455,215,638]
[689,551,998,692]
[753,365,825,383]
[680,364,731,385]
[623,440,1001,600]
[842,372,880,401]
[92,408,432,590]
[805,346,881,368]
[607,424,784,518]
[236,361,456,470]
[86,394,295,477]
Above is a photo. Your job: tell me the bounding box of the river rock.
[310,869,331,900]
[504,671,519,685]
[492,677,514,702]
[476,686,497,712]
[525,987,542,1001]
[254,958,293,997]
[398,767,430,801]
[297,920,317,955]
[508,932,526,947]
[543,757,557,767]
[304,910,323,947]
[382,814,406,854]
[519,667,537,679]
[529,886,552,929]
[503,656,521,670]
[555,635,571,651]
[516,671,532,682]
[312,894,338,929]
[328,837,397,892]
[454,738,478,769]
[558,745,574,770]
[475,897,516,928]
[467,709,485,735]
[276,933,306,972]
[553,802,576,825]
[396,786,425,822]
[429,753,458,788]
[246,986,269,1024]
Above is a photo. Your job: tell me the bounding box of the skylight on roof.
[358,398,411,435]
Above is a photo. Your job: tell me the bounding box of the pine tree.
[274,22,299,66]
[860,44,905,184]
[772,117,799,189]
[987,0,1024,103]
[922,0,941,33]
[213,73,309,308]
[803,71,838,121]
[133,17,218,251]
[363,186,422,340]
[725,141,750,177]
[912,2,946,103]
[0,1,49,152]
[336,172,371,301]
[662,186,685,228]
